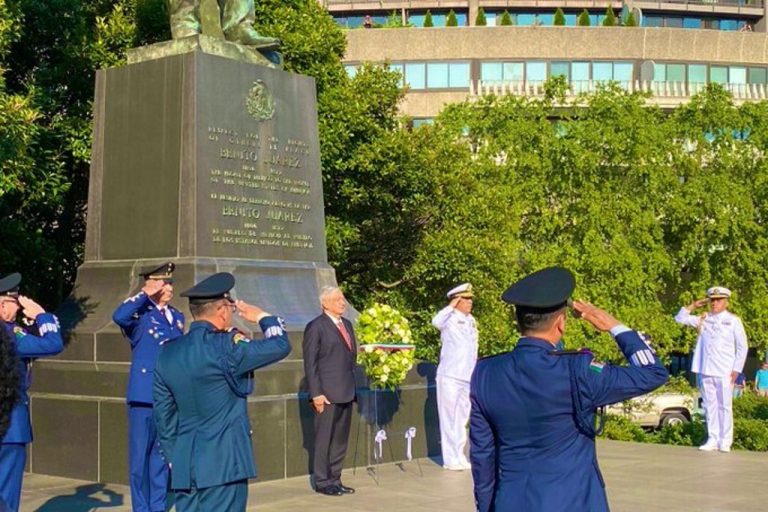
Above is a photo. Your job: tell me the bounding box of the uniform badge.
[589,359,605,373]
[231,329,250,344]
[176,320,184,330]
[13,326,26,339]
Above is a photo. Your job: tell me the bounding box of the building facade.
[322,1,768,120]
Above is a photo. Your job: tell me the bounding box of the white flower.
[380,374,388,382]
[382,365,391,374]
[367,308,377,317]
[364,345,375,353]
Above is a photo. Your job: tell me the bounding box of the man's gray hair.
[319,286,341,305]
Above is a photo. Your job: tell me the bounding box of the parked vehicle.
[607,392,699,429]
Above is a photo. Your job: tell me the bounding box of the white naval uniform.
[432,305,478,467]
[675,308,748,449]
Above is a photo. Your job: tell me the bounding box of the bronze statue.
[169,0,281,64]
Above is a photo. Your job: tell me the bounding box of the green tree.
[446,9,458,27]
[423,10,433,27]
[554,8,566,26]
[577,10,591,26]
[499,10,513,26]
[624,11,638,27]
[475,7,486,26]
[603,5,617,26]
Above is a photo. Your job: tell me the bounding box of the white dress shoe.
[719,446,731,453]
[443,464,465,471]
[698,442,718,451]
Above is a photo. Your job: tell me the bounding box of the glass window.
[688,64,707,84]
[412,118,434,128]
[667,64,685,83]
[518,14,536,26]
[481,63,503,83]
[345,65,357,79]
[409,14,425,27]
[527,61,547,83]
[405,63,426,89]
[449,62,470,88]
[593,62,613,82]
[455,13,468,26]
[332,15,347,28]
[572,62,590,92]
[431,14,446,27]
[551,62,570,80]
[683,18,702,29]
[666,17,683,28]
[654,63,666,82]
[749,67,767,84]
[645,16,664,27]
[729,66,747,84]
[721,19,739,31]
[614,62,633,83]
[427,63,449,88]
[486,13,497,26]
[565,14,577,26]
[538,14,553,25]
[710,66,728,84]
[504,62,525,82]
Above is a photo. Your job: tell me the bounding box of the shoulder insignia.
[13,325,26,339]
[176,320,184,330]
[231,329,250,344]
[264,324,284,338]
[589,359,605,373]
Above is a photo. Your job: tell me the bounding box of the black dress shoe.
[316,485,343,496]
[337,483,355,494]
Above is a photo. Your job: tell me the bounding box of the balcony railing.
[471,79,768,101]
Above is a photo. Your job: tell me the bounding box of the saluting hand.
[236,300,269,323]
[18,296,45,320]
[572,301,621,332]
[687,298,709,311]
[142,279,165,297]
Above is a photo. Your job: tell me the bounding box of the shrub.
[499,10,513,26]
[733,393,768,421]
[733,418,768,451]
[446,9,458,26]
[476,7,487,26]
[649,418,706,446]
[423,10,433,27]
[624,11,637,26]
[600,414,647,442]
[602,6,616,26]
[577,10,591,26]
[553,8,566,26]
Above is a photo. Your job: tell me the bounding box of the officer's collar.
[190,320,216,331]
[517,337,560,351]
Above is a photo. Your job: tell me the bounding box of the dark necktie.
[336,320,352,351]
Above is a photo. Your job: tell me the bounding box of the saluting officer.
[0,273,64,512]
[470,267,669,512]
[112,263,184,512]
[432,283,478,471]
[153,272,291,512]
[675,286,747,452]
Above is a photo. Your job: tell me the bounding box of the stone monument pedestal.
[29,38,437,485]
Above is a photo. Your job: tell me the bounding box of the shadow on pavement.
[35,483,123,511]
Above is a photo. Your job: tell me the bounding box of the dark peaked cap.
[140,262,175,282]
[180,272,235,304]
[501,267,576,313]
[0,273,21,296]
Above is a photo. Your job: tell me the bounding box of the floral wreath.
[356,303,416,391]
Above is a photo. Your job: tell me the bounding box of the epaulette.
[551,348,593,356]
[477,352,511,361]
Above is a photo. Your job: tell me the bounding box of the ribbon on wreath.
[404,427,417,461]
[374,429,388,461]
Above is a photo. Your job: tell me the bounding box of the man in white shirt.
[675,286,748,452]
[432,283,479,470]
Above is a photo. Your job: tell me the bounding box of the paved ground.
[20,440,767,511]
